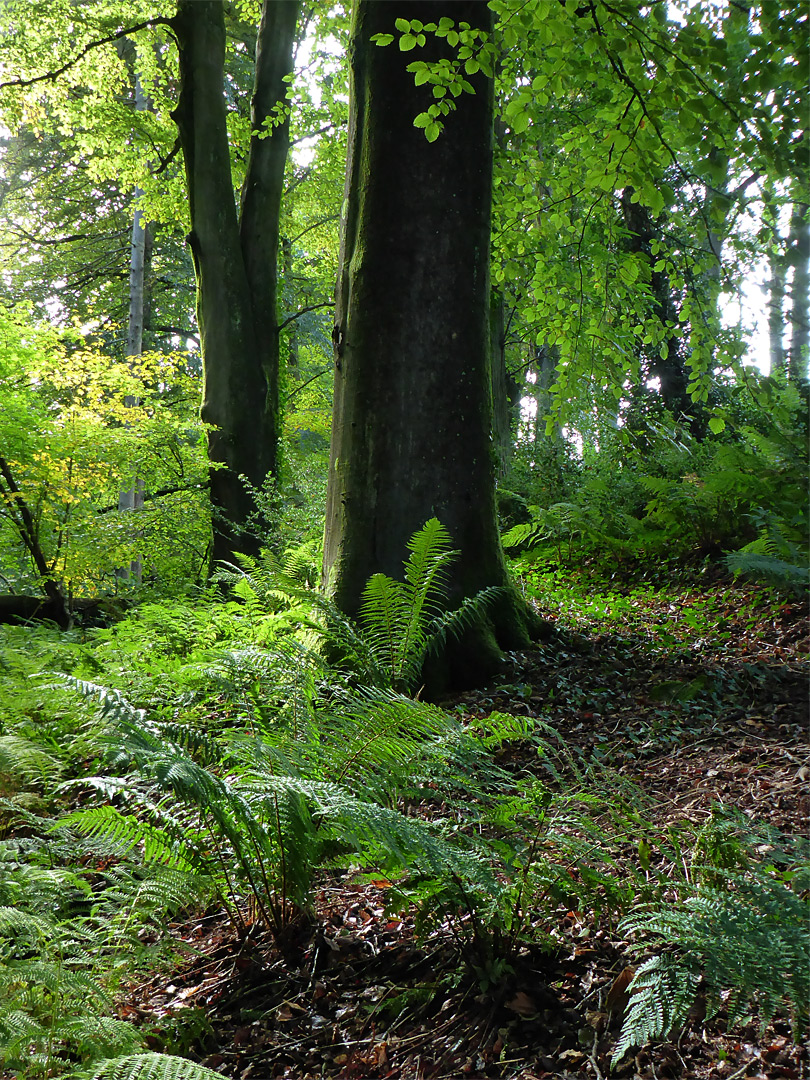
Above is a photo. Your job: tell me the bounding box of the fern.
[358,517,457,691]
[612,955,700,1064]
[615,858,810,1062]
[0,734,64,784]
[725,549,809,587]
[86,1052,225,1080]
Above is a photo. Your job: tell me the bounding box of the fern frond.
[725,550,809,586]
[359,573,411,683]
[612,955,700,1064]
[53,676,148,729]
[501,521,544,549]
[0,734,63,783]
[87,1052,225,1080]
[0,959,109,1002]
[0,906,57,942]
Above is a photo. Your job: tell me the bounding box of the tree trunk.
[788,203,809,383]
[490,293,520,478]
[620,188,693,420]
[767,243,786,377]
[0,454,70,628]
[171,0,299,565]
[323,0,543,691]
[117,72,150,584]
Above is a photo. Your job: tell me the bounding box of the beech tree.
[323,0,543,688]
[172,0,300,564]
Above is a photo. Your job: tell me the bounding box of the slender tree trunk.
[323,0,544,691]
[788,203,809,383]
[116,189,148,583]
[171,0,299,565]
[767,244,787,377]
[117,67,151,583]
[281,236,300,379]
[534,344,561,442]
[0,454,70,627]
[490,293,519,478]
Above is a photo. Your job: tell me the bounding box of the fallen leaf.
[606,966,636,1017]
[506,990,538,1015]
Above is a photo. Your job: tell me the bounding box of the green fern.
[615,855,810,1062]
[86,1052,225,1080]
[358,517,457,691]
[611,955,700,1064]
[0,734,64,784]
[57,671,504,951]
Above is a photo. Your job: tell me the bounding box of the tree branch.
[282,366,331,404]
[277,300,333,332]
[0,18,175,91]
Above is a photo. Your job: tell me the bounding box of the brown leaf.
[506,990,538,1015]
[606,966,636,1018]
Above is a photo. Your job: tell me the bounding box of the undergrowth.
[0,521,805,1076]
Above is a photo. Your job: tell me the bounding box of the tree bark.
[788,203,809,383]
[171,0,299,565]
[323,0,543,691]
[117,69,150,584]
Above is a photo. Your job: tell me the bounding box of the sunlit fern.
[614,837,810,1063]
[357,517,506,692]
[85,1052,226,1080]
[57,677,499,951]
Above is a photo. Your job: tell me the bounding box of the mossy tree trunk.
[171,0,299,565]
[323,0,543,689]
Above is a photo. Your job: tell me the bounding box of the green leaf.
[395,18,410,32]
[708,417,725,435]
[370,33,394,46]
[425,122,441,142]
[399,34,417,51]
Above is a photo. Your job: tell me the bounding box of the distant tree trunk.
[116,66,152,584]
[767,245,787,377]
[323,0,544,691]
[281,235,300,380]
[490,293,520,478]
[620,188,693,420]
[788,203,809,383]
[116,189,149,584]
[533,343,561,443]
[171,0,299,565]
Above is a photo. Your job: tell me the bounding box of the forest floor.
[122,574,808,1080]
